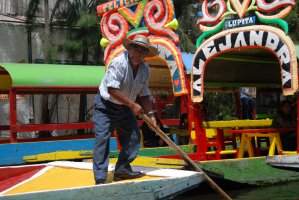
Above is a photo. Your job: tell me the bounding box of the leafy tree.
[174,0,200,52]
[26,0,102,134]
[286,3,299,42]
[52,0,101,65]
[26,0,54,128]
[51,0,100,133]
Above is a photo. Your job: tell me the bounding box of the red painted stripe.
[0,165,45,192]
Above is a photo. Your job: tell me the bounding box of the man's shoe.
[113,171,144,181]
[95,179,105,185]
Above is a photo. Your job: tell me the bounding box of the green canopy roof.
[0,63,105,92]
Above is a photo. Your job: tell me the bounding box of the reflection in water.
[174,181,299,200]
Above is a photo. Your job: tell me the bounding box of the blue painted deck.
[0,138,118,166]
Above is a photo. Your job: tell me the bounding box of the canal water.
[173,181,299,200]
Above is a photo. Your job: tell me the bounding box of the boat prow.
[266,155,299,171]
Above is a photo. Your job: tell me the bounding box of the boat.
[266,155,299,171]
[24,154,299,187]
[197,157,299,186]
[22,147,299,187]
[0,160,204,200]
[111,156,299,187]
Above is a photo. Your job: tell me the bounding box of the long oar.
[140,114,232,200]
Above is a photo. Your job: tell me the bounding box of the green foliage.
[285,3,299,42]
[76,13,97,28]
[204,92,237,120]
[175,1,201,52]
[25,0,42,23]
[63,40,83,59]
[177,28,197,53]
[52,0,101,64]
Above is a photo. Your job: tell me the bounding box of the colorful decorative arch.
[191,25,298,102]
[148,36,187,95]
[97,0,187,96]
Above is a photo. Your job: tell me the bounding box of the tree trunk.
[78,36,88,134]
[40,0,50,137]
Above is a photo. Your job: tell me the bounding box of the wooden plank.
[203,119,273,128]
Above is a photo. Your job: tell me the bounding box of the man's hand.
[108,88,145,115]
[129,102,144,116]
[149,116,157,131]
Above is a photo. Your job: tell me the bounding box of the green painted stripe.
[196,19,226,48]
[0,63,105,89]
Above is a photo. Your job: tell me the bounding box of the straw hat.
[122,35,158,57]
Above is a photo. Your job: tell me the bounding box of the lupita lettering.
[225,16,256,29]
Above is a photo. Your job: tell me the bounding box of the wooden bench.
[227,128,296,158]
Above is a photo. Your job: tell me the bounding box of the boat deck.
[0,161,204,200]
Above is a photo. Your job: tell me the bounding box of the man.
[93,35,158,185]
[240,87,256,119]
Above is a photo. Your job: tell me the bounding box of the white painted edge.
[47,161,201,177]
[146,168,201,177]
[47,161,116,171]
[0,163,45,169]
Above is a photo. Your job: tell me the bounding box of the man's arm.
[139,95,157,127]
[138,95,153,115]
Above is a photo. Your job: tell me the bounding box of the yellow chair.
[191,129,237,159]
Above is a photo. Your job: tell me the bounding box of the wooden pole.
[140,114,232,200]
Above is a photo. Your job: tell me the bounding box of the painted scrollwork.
[255,0,296,19]
[143,0,179,45]
[100,12,129,63]
[256,0,295,13]
[197,0,226,25]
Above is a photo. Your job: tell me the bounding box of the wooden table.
[199,119,273,158]
[227,128,296,158]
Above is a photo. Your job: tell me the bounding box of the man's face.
[128,44,149,67]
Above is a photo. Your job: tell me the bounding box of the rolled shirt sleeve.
[105,61,124,89]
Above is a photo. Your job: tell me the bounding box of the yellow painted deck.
[2,166,162,196]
